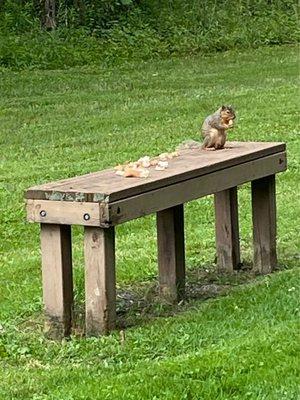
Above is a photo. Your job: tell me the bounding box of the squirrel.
[201,105,236,150]
[176,105,236,152]
[114,106,236,179]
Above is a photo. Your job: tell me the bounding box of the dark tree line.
[0,0,139,31]
[0,0,297,36]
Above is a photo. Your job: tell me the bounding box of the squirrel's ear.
[221,105,226,110]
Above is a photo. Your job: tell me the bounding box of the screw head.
[83,213,91,221]
[40,210,47,217]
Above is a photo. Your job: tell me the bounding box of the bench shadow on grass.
[21,262,291,337]
[114,263,254,330]
[71,261,287,336]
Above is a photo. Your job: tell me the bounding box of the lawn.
[0,45,299,399]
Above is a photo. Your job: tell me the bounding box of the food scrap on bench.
[114,151,179,178]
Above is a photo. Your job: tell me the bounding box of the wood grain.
[214,187,241,273]
[157,205,185,303]
[41,224,73,339]
[25,142,286,203]
[84,226,116,336]
[252,175,277,274]
[26,199,109,227]
[108,151,286,225]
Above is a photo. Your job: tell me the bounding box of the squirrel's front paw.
[227,119,234,128]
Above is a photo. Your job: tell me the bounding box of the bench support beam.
[84,226,116,336]
[41,224,73,339]
[157,204,185,303]
[252,175,277,274]
[214,187,241,273]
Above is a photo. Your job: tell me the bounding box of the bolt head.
[40,210,47,217]
[83,213,90,221]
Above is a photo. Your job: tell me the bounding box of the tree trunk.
[44,0,56,30]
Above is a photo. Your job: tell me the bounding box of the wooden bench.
[25,141,287,338]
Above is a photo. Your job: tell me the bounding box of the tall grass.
[0,0,298,69]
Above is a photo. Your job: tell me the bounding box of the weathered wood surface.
[214,187,241,273]
[26,199,109,226]
[26,151,286,227]
[41,224,73,339]
[109,151,286,225]
[157,205,185,303]
[84,226,116,336]
[252,175,277,274]
[26,142,286,203]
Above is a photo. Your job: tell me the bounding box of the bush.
[0,0,298,69]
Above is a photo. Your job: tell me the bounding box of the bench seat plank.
[108,151,286,226]
[25,142,285,203]
[26,151,286,227]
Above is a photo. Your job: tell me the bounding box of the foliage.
[0,45,299,398]
[0,0,299,69]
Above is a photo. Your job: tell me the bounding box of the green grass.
[0,45,299,399]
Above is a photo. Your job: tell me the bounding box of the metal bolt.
[83,213,91,221]
[40,210,47,217]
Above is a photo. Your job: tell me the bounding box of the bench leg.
[41,224,73,339]
[252,175,277,274]
[214,187,241,273]
[157,204,185,303]
[84,226,116,336]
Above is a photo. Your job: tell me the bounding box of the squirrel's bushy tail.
[177,139,202,151]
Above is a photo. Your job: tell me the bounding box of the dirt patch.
[113,264,257,329]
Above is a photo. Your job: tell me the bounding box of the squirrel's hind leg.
[202,130,217,150]
[215,132,227,150]
[202,136,212,150]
